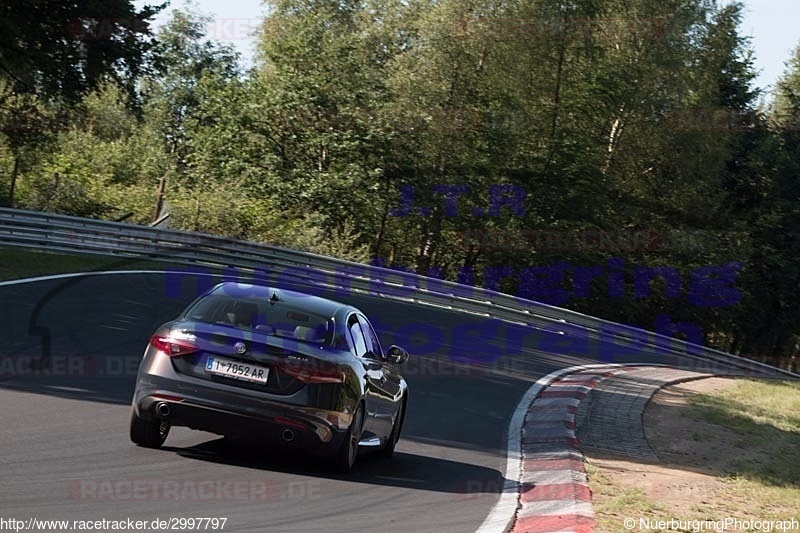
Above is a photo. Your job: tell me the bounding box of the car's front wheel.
[334,404,364,474]
[129,407,169,448]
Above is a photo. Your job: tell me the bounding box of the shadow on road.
[160,436,511,496]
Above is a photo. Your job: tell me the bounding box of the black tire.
[129,407,169,448]
[334,404,364,474]
[380,397,405,459]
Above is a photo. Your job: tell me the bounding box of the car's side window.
[347,314,368,357]
[358,315,383,358]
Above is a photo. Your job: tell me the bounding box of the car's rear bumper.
[132,374,354,455]
[135,393,349,455]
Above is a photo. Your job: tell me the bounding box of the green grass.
[687,379,800,488]
[587,462,674,533]
[689,380,800,434]
[589,379,800,532]
[0,246,180,281]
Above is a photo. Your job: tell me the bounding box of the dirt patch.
[644,377,746,476]
[585,377,800,531]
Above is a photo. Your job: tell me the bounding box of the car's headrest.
[293,324,325,342]
[233,302,259,327]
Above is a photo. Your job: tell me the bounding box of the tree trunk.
[544,29,567,178]
[7,153,20,207]
[373,202,390,259]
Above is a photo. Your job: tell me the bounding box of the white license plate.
[205,356,269,384]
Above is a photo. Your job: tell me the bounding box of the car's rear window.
[183,294,332,344]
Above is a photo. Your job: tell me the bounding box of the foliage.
[0,0,163,102]
[3,2,800,358]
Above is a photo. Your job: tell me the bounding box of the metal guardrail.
[0,207,795,378]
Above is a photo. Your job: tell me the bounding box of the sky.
[141,0,800,99]
[727,0,800,97]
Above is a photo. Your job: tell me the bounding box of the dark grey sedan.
[130,282,409,473]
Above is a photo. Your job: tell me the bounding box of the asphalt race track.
[0,272,737,532]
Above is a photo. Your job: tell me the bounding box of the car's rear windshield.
[183,294,332,344]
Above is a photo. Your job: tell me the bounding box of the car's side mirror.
[386,345,409,364]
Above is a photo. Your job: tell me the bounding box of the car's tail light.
[150,335,197,357]
[280,361,345,383]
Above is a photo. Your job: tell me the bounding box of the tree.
[730,43,800,358]
[142,9,241,180]
[0,80,67,206]
[0,0,163,102]
[252,0,410,254]
[13,82,165,219]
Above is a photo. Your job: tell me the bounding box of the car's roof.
[209,282,354,318]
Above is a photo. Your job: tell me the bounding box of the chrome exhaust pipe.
[281,428,295,442]
[155,402,171,418]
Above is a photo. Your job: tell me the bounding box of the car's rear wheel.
[130,407,169,448]
[380,396,406,459]
[334,404,364,474]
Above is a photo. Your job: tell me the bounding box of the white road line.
[0,270,168,287]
